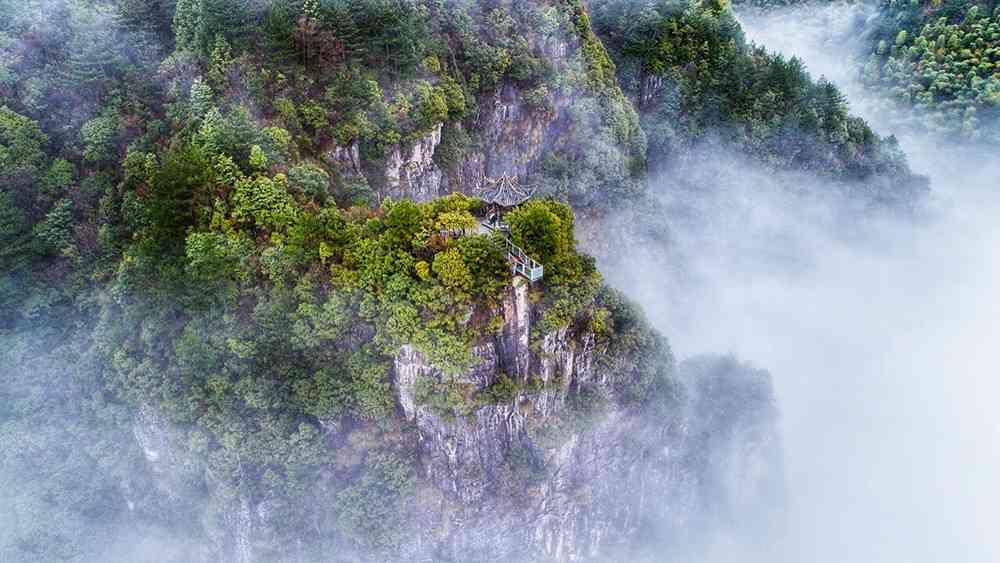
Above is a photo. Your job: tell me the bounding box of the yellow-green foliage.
[863,1,1000,139]
[507,198,602,331]
[232,173,300,231]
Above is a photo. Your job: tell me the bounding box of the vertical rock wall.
[127,281,782,562]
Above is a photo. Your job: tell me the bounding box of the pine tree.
[0,106,47,185]
[146,144,211,255]
[327,0,362,64]
[200,0,250,53]
[190,78,214,121]
[80,115,120,163]
[263,4,297,66]
[114,0,174,40]
[173,0,202,52]
[32,198,75,256]
[63,10,125,99]
[814,80,847,118]
[303,0,320,21]
[208,34,234,91]
[0,186,25,236]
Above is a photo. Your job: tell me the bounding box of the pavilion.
[475,173,543,282]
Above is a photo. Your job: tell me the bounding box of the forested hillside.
[0,0,920,561]
[0,0,648,323]
[728,0,1000,142]
[590,0,928,205]
[861,0,1000,141]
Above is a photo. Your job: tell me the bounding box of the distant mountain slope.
[860,0,1000,141]
[589,0,929,207]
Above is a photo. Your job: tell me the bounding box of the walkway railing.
[504,238,544,282]
[480,220,544,282]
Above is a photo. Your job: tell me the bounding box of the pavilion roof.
[478,173,534,207]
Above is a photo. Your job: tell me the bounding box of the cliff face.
[318,0,642,217]
[114,4,780,560]
[385,283,782,562]
[388,280,685,561]
[364,40,575,204]
[127,280,780,562]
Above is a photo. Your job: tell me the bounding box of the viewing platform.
[477,173,544,283]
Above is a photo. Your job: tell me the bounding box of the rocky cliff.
[317,0,644,216]
[126,277,780,562]
[388,279,677,561]
[106,3,780,560]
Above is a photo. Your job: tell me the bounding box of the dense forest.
[861,0,1000,140]
[731,0,1000,141]
[1,0,925,561]
[589,0,928,204]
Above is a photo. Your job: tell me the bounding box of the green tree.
[81,115,119,163]
[288,163,331,202]
[190,77,214,120]
[173,0,202,52]
[456,235,509,300]
[145,144,212,255]
[63,8,125,98]
[335,451,413,549]
[33,199,75,255]
[414,82,450,131]
[231,174,299,231]
[207,34,234,89]
[0,105,46,184]
[432,247,472,292]
[249,144,268,171]
[382,199,424,250]
[262,3,297,65]
[43,159,76,197]
[200,0,250,52]
[507,199,572,266]
[114,0,175,39]
[0,189,26,249]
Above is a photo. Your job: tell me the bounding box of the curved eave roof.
[479,175,534,207]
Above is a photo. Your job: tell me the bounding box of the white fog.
[608,3,1000,561]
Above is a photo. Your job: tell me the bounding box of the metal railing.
[505,238,544,282]
[481,218,510,232]
[478,219,544,282]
